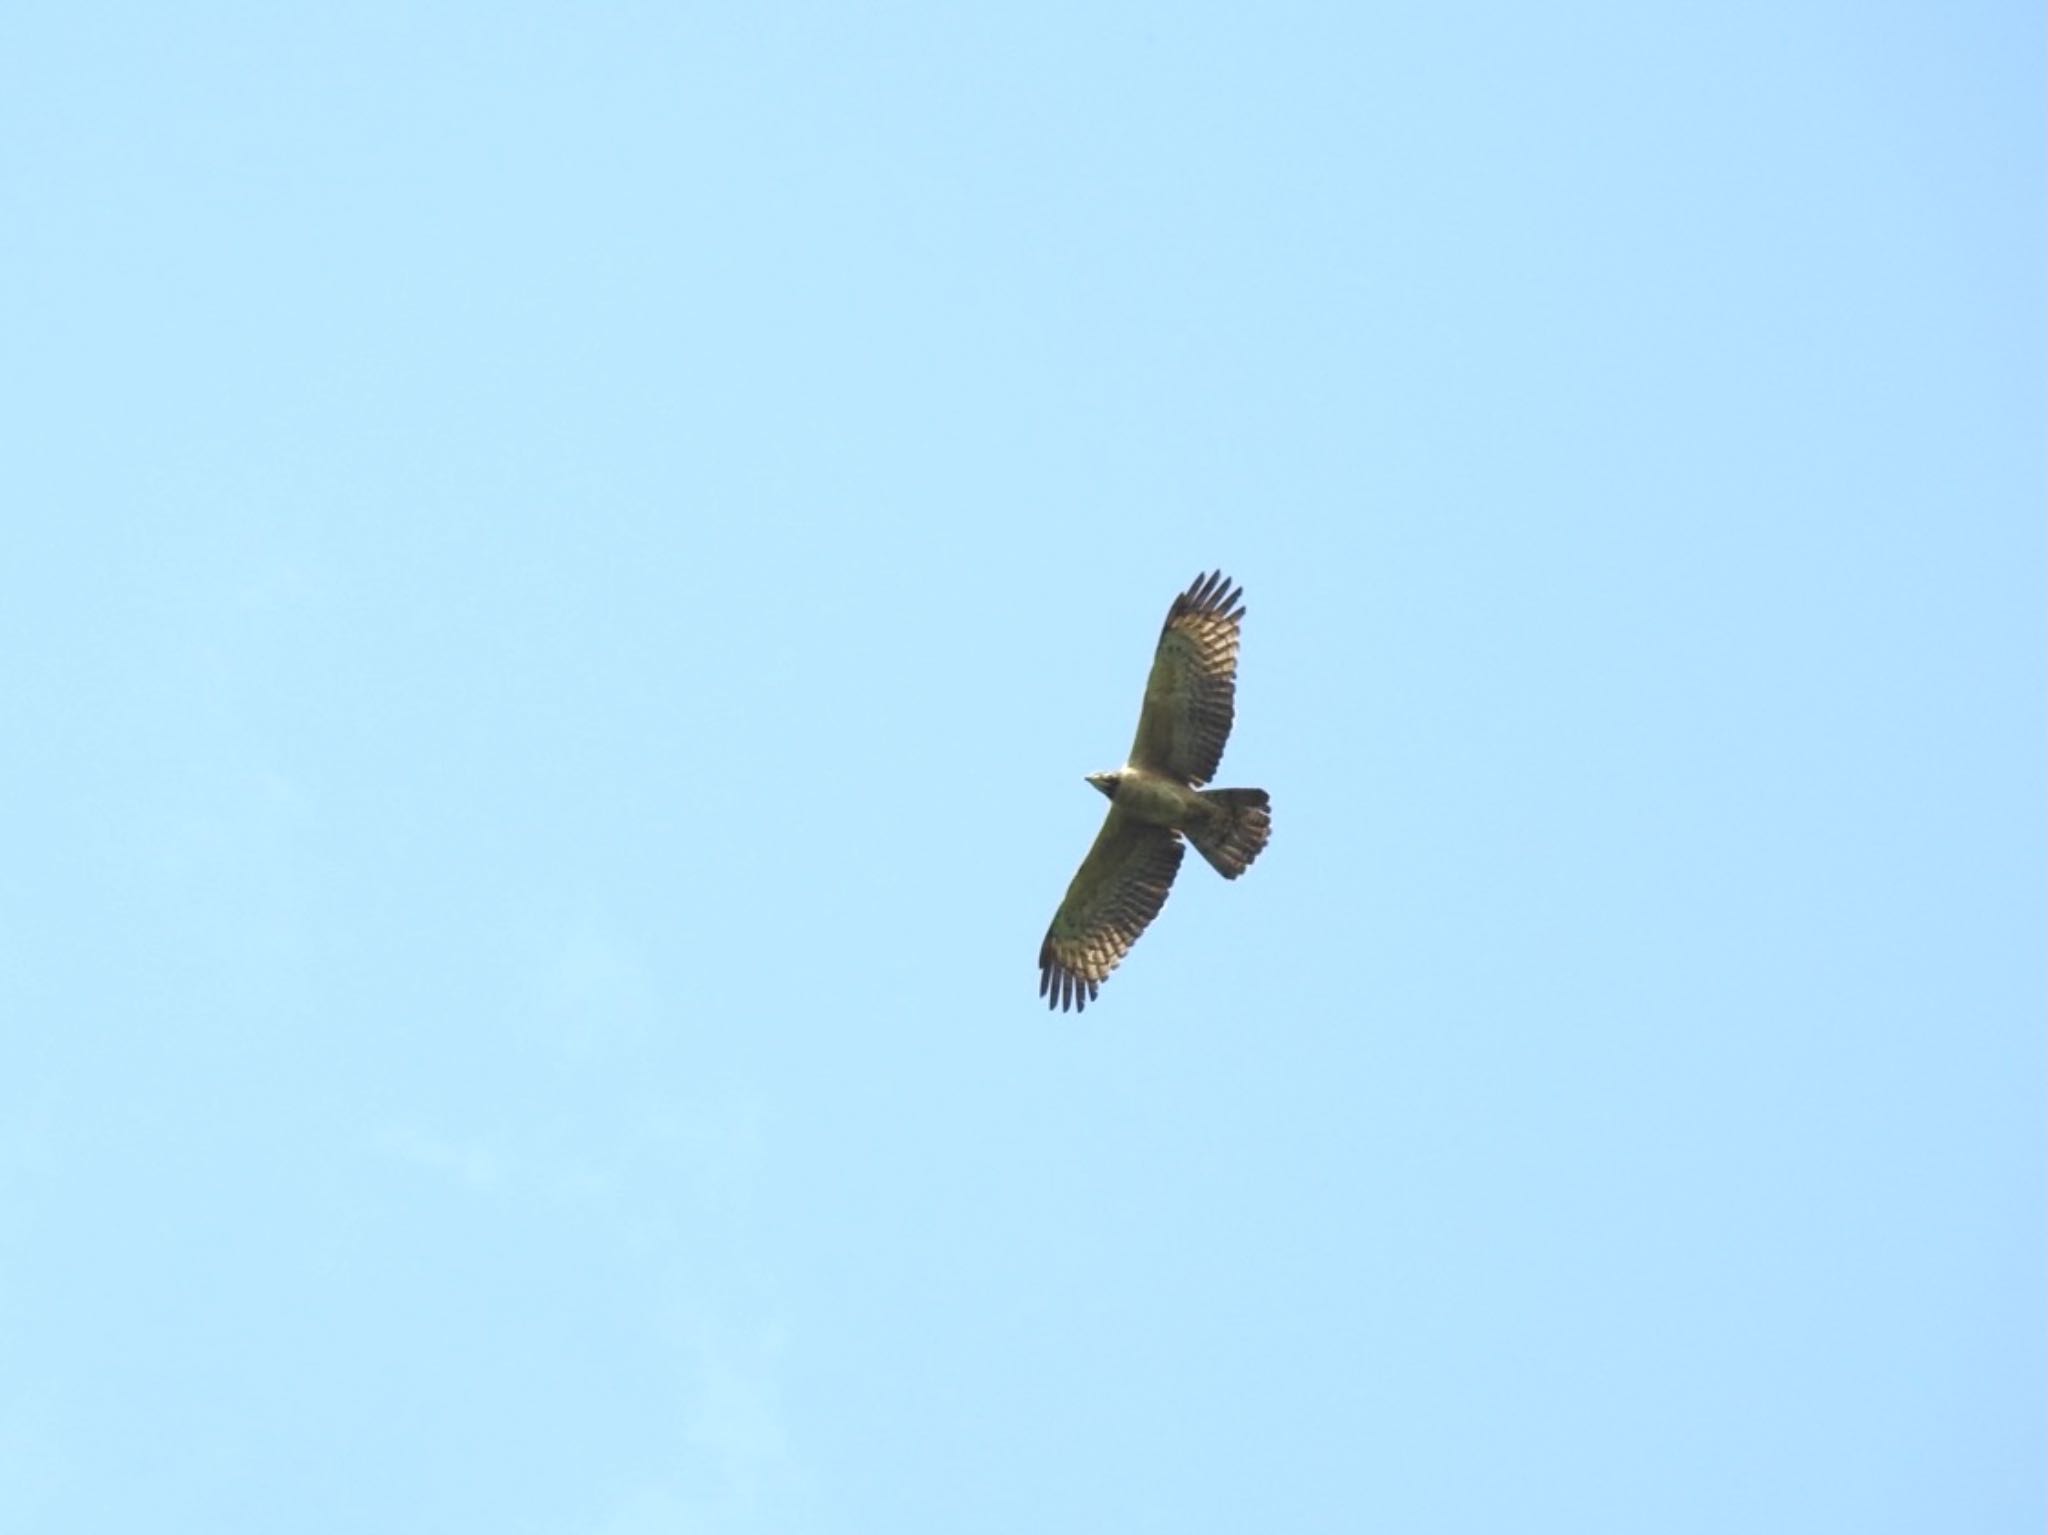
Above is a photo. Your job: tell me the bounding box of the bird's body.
[1090,767,1203,828]
[1038,571,1272,1013]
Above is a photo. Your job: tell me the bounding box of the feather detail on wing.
[1128,569,1245,786]
[1038,810,1186,1013]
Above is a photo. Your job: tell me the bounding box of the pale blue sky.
[2,4,2040,1532]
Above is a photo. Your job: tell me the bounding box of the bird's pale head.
[1085,771,1122,799]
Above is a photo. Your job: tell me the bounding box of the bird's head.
[1085,771,1122,799]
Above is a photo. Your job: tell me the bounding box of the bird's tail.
[1188,787,1271,879]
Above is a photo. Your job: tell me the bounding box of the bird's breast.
[1113,770,1199,828]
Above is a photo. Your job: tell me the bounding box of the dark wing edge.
[1037,812,1187,1013]
[1128,569,1246,787]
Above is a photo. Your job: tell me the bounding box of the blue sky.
[2,4,2040,1531]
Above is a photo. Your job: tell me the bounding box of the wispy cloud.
[680,1322,793,1523]
[535,915,659,1060]
[367,912,806,1534]
[586,1319,801,1535]
[368,1124,508,1193]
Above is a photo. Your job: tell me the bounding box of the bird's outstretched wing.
[1038,810,1186,1013]
[1127,570,1245,787]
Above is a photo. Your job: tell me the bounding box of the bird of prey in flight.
[1038,570,1272,1012]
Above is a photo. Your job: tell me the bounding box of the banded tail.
[1188,787,1271,879]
